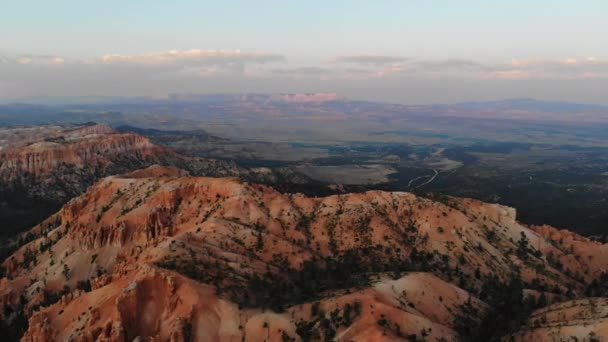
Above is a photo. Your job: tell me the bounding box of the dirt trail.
[407,169,439,189]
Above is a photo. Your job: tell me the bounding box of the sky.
[1,0,608,104]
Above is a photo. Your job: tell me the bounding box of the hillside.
[0,166,605,341]
[0,124,313,241]
[0,123,232,238]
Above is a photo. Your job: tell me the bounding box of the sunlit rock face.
[1,168,606,341]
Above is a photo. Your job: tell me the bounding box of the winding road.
[408,169,439,190]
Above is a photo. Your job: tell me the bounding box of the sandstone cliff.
[0,167,605,341]
[0,124,310,238]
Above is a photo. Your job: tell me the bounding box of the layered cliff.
[0,133,160,178]
[0,167,605,341]
[0,124,307,238]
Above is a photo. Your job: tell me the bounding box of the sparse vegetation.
[62,264,70,280]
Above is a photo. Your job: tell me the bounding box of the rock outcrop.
[0,124,305,237]
[506,298,608,341]
[0,168,605,341]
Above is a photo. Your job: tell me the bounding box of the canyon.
[0,165,605,341]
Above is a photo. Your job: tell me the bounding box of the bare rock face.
[0,124,268,237]
[0,124,179,237]
[0,124,171,180]
[1,171,606,341]
[506,298,608,341]
[0,133,157,178]
[0,123,114,151]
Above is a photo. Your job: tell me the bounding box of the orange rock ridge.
[0,166,606,341]
[0,124,172,179]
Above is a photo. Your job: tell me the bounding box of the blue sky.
[3,1,607,59]
[1,1,607,103]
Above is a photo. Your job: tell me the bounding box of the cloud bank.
[1,49,607,104]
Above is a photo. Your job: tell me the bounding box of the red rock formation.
[0,123,256,236]
[1,169,606,341]
[506,298,608,341]
[0,127,171,179]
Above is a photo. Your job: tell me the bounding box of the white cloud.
[98,49,285,67]
[1,50,607,102]
[332,55,408,66]
[483,57,608,80]
[9,54,68,66]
